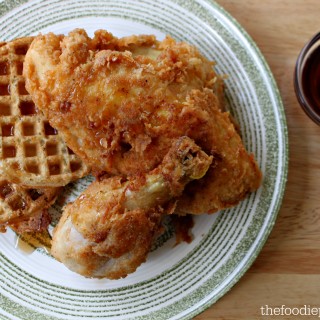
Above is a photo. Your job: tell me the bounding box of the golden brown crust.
[51,137,212,279]
[52,207,161,279]
[70,136,212,241]
[24,28,262,214]
[8,209,51,234]
[24,29,220,176]
[0,179,60,232]
[175,91,263,214]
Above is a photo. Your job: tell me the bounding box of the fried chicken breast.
[51,137,212,279]
[24,29,262,214]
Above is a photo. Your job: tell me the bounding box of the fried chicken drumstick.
[51,137,212,279]
[24,29,261,214]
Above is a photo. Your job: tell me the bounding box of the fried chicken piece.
[24,29,222,175]
[175,94,262,214]
[51,137,212,279]
[8,209,51,234]
[24,29,261,214]
[0,178,60,233]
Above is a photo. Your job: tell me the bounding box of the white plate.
[0,1,288,319]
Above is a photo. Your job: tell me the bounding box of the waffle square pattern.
[0,37,89,187]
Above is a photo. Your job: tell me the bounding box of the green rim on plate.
[0,1,288,319]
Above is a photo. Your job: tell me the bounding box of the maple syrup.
[295,32,320,125]
[15,230,51,254]
[0,61,8,75]
[301,45,320,112]
[44,121,58,135]
[19,100,37,115]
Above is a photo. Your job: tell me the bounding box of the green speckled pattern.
[0,1,288,319]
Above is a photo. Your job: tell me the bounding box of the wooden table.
[195,1,320,319]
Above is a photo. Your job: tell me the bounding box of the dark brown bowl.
[294,32,320,125]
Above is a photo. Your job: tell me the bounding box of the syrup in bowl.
[295,32,320,125]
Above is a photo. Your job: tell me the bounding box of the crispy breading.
[0,178,60,233]
[8,209,51,234]
[24,28,261,214]
[51,137,212,279]
[175,90,262,213]
[24,29,221,173]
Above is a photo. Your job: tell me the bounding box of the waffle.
[0,37,89,187]
[0,177,60,232]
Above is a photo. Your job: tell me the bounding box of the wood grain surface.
[195,1,320,319]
